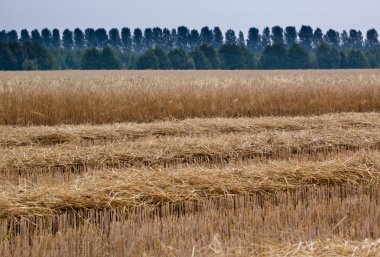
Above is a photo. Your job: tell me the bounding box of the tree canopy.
[0,25,379,70]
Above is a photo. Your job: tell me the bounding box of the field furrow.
[1,112,379,146]
[1,127,380,174]
[1,150,379,217]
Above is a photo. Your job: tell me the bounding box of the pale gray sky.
[1,0,379,33]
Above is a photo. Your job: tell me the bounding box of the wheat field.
[2,70,380,256]
[1,70,380,125]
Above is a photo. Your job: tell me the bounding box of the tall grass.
[1,70,380,125]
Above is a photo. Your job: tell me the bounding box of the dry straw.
[1,150,379,217]
[2,126,380,174]
[1,112,380,147]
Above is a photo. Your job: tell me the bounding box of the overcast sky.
[1,0,379,33]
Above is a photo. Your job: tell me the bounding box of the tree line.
[0,25,379,70]
[1,26,379,52]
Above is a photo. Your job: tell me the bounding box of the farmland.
[1,70,380,256]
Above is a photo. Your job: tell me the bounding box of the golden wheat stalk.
[2,70,380,125]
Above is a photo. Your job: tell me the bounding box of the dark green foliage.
[81,47,121,70]
[200,27,213,46]
[299,25,313,50]
[100,47,121,69]
[31,29,42,44]
[2,26,380,71]
[74,28,85,49]
[247,27,261,52]
[153,48,170,69]
[85,28,96,48]
[137,48,170,69]
[7,30,18,42]
[171,29,178,48]
[271,26,284,44]
[191,48,212,69]
[52,29,61,48]
[347,49,369,68]
[324,29,340,47]
[189,29,200,50]
[285,26,297,46]
[0,43,17,70]
[340,52,347,69]
[0,30,7,42]
[341,30,349,48]
[81,48,101,69]
[143,28,153,50]
[22,42,55,70]
[199,45,219,69]
[162,28,172,52]
[313,28,324,48]
[168,48,194,69]
[366,29,379,48]
[212,27,223,48]
[0,42,54,70]
[62,29,73,49]
[109,28,121,49]
[41,28,52,48]
[366,47,380,68]
[133,28,143,52]
[348,30,363,49]
[261,27,271,48]
[316,43,341,69]
[3,26,380,55]
[136,50,159,69]
[287,44,310,69]
[64,51,81,69]
[219,44,255,69]
[20,29,31,44]
[95,28,108,48]
[259,43,287,69]
[118,51,137,69]
[177,26,190,50]
[225,30,237,45]
[6,42,25,69]
[152,27,163,48]
[237,31,245,47]
[121,27,132,51]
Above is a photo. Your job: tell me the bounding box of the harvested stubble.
[1,150,380,217]
[1,185,380,256]
[1,112,380,147]
[2,127,380,174]
[1,70,380,125]
[256,238,380,257]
